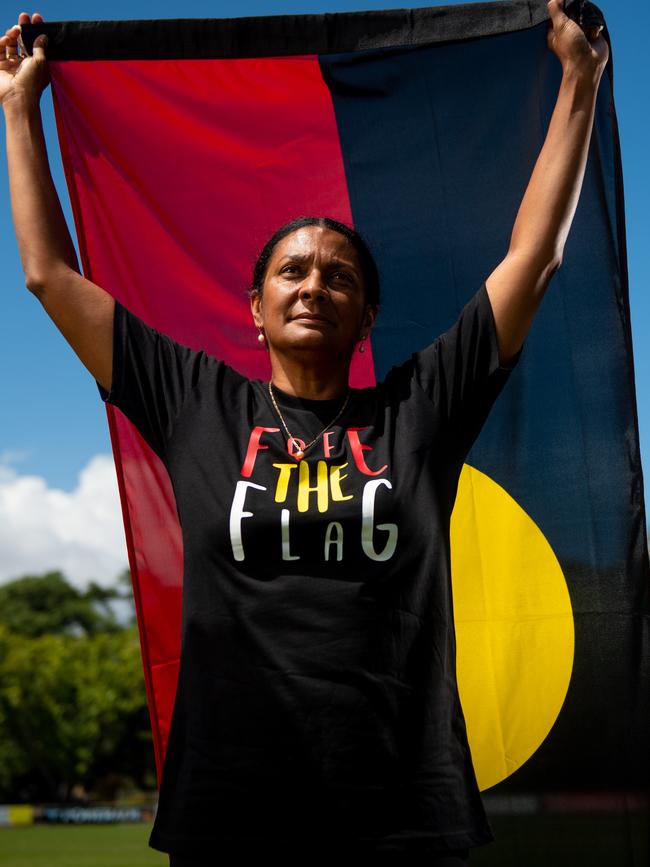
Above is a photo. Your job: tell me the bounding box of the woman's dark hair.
[249,215,381,312]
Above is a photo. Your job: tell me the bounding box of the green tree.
[0,569,153,802]
[0,622,151,801]
[0,570,132,637]
[112,567,137,628]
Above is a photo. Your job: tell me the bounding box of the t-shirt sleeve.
[412,280,523,457]
[96,299,205,461]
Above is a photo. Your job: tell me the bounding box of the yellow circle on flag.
[450,463,574,791]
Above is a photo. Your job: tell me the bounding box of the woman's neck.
[269,355,350,400]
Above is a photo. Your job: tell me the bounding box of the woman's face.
[251,225,376,361]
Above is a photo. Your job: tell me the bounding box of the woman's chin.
[274,334,352,357]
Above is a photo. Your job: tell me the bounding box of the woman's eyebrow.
[278,253,311,265]
[278,253,357,270]
[329,258,358,270]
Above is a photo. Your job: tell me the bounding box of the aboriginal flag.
[22,1,649,863]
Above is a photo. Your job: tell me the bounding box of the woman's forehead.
[274,226,358,262]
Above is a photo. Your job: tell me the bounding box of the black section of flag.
[319,18,649,790]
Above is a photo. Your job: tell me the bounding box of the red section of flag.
[50,56,375,779]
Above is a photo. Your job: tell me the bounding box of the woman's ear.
[250,289,263,328]
[362,304,378,337]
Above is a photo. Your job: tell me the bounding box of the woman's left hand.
[547,0,609,79]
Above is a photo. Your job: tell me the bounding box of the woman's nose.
[299,271,328,300]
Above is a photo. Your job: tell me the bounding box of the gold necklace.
[267,381,350,461]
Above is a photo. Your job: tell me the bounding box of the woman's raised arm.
[484,0,609,366]
[2,12,114,394]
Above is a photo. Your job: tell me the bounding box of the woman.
[1,5,608,865]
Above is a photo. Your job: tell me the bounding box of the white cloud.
[0,454,128,590]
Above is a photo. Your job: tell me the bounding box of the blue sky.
[0,0,648,588]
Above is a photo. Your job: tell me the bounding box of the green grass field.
[0,823,168,867]
[2,815,648,866]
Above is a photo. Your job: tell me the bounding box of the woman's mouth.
[291,313,332,324]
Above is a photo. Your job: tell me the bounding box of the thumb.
[32,33,48,59]
[547,0,567,23]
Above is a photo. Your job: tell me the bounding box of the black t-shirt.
[96,281,522,859]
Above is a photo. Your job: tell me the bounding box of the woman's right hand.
[0,11,50,109]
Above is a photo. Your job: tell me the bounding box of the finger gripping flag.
[22,1,650,862]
